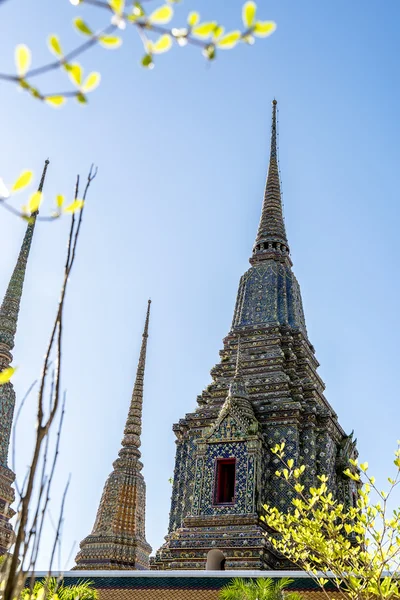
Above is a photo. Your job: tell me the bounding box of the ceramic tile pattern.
[0,103,358,573]
[74,302,152,570]
[151,102,358,570]
[0,161,49,554]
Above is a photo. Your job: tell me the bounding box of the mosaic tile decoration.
[152,102,358,571]
[0,161,49,555]
[74,302,152,570]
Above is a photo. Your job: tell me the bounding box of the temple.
[151,101,358,570]
[74,300,152,570]
[0,103,358,572]
[0,160,49,554]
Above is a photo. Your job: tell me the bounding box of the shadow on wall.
[206,549,226,571]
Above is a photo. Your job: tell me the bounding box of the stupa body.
[0,162,49,554]
[74,301,152,570]
[151,102,358,570]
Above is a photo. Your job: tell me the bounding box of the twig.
[0,1,232,102]
[3,166,97,600]
[11,380,37,494]
[28,391,66,579]
[27,24,117,79]
[48,476,70,576]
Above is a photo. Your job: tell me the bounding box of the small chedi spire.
[0,160,49,555]
[228,337,247,399]
[74,300,152,570]
[251,100,290,265]
[116,298,151,469]
[219,336,258,431]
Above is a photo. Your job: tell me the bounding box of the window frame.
[213,457,237,506]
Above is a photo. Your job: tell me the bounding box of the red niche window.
[214,458,236,505]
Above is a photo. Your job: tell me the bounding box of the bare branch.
[48,476,70,576]
[3,166,97,600]
[11,380,37,494]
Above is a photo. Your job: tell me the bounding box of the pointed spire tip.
[37,160,50,193]
[250,97,290,264]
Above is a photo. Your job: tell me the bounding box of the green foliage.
[11,170,33,193]
[148,5,173,24]
[262,442,400,600]
[0,1,276,105]
[73,18,93,36]
[20,577,98,600]
[220,577,302,600]
[0,367,16,386]
[0,169,86,221]
[48,35,63,57]
[15,45,31,77]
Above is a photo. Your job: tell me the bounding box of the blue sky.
[1,0,400,569]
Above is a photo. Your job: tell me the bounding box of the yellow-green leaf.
[82,72,101,92]
[192,22,217,39]
[56,195,65,208]
[141,54,154,68]
[11,170,33,192]
[15,44,31,77]
[242,1,256,28]
[132,2,145,18]
[45,95,66,107]
[187,11,199,27]
[73,18,93,36]
[212,26,224,41]
[148,5,173,24]
[98,35,122,48]
[64,199,84,213]
[36,589,45,600]
[216,30,241,49]
[0,367,17,385]
[76,92,87,104]
[253,20,276,37]
[66,63,83,86]
[109,0,124,13]
[242,33,255,45]
[48,35,63,57]
[28,191,42,213]
[148,34,172,54]
[202,44,216,60]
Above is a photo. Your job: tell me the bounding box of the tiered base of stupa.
[151,515,285,570]
[73,535,152,570]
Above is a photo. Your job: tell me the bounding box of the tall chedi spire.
[251,99,290,264]
[152,101,358,571]
[0,160,49,555]
[74,300,152,570]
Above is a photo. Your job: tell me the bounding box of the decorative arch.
[206,548,226,571]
